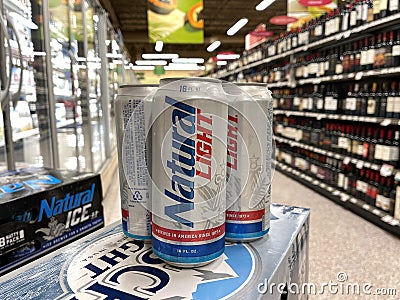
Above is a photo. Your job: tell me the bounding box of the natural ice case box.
[0,167,104,275]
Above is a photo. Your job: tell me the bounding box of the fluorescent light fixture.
[132,66,155,70]
[207,40,221,52]
[155,41,163,52]
[217,54,240,60]
[33,52,46,56]
[165,64,201,70]
[135,60,167,65]
[77,57,86,62]
[227,18,248,36]
[172,58,205,64]
[255,0,275,11]
[112,60,123,64]
[217,60,227,66]
[142,53,179,59]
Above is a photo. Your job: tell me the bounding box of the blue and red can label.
[151,78,228,266]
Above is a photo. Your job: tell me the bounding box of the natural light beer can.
[115,84,157,241]
[224,82,273,242]
[151,78,228,267]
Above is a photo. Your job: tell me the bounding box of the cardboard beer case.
[0,204,309,300]
[0,167,104,275]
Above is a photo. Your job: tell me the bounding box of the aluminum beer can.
[115,84,157,241]
[151,78,228,267]
[224,82,273,241]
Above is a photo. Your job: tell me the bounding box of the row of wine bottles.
[271,81,400,118]
[216,0,400,74]
[276,145,400,218]
[274,117,400,167]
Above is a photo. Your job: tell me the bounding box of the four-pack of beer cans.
[115,78,274,267]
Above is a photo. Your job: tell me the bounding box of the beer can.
[115,84,157,241]
[151,78,228,267]
[224,82,273,241]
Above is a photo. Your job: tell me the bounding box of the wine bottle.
[390,130,400,167]
[367,82,378,116]
[378,82,388,117]
[393,81,400,118]
[385,31,394,68]
[374,0,382,20]
[389,0,399,14]
[366,35,375,70]
[380,0,389,17]
[360,38,369,71]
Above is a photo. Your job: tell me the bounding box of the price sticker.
[380,164,394,177]
[364,162,371,168]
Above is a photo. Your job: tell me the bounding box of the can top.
[117,84,158,97]
[159,77,220,86]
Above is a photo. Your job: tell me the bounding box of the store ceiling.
[98,0,288,62]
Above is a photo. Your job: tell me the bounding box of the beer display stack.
[210,2,400,236]
[115,78,273,267]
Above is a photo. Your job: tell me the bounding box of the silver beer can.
[115,84,157,241]
[224,82,273,241]
[151,78,228,267]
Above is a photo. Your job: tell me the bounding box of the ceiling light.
[207,41,221,52]
[132,66,155,70]
[217,61,227,66]
[142,53,179,59]
[255,0,275,11]
[217,54,240,60]
[172,58,205,64]
[227,18,248,36]
[165,64,201,70]
[155,41,163,52]
[135,60,167,65]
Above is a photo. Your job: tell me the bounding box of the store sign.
[148,0,204,44]
[62,233,257,299]
[269,16,298,26]
[298,0,332,6]
[245,24,271,50]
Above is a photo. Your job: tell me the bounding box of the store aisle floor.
[272,171,400,299]
[102,170,400,299]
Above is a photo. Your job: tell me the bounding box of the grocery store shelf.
[275,160,400,237]
[0,119,75,148]
[298,67,400,85]
[214,13,400,79]
[274,110,400,126]
[274,135,382,170]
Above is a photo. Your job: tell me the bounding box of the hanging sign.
[245,24,271,50]
[147,0,204,44]
[298,0,333,6]
[269,16,298,26]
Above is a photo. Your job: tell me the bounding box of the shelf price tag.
[362,204,371,210]
[372,209,381,216]
[356,161,364,169]
[340,194,350,202]
[380,164,394,177]
[381,215,393,223]
[343,157,351,165]
[380,119,391,126]
[394,171,400,182]
[355,72,363,80]
[390,219,400,226]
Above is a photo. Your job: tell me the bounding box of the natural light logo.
[257,272,397,296]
